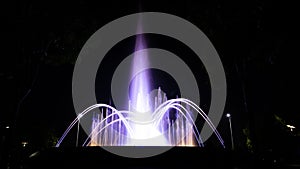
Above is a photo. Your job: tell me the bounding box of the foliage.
[242,127,254,153]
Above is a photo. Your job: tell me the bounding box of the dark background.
[1,0,299,168]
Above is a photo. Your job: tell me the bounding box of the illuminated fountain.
[56,29,224,148]
[88,87,205,147]
[56,95,224,147]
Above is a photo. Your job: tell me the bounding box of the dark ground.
[9,146,300,169]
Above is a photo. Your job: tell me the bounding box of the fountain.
[56,25,224,148]
[56,94,224,147]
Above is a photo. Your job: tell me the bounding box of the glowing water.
[56,21,224,148]
[56,95,225,147]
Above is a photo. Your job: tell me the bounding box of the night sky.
[1,0,299,162]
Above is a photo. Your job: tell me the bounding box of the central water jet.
[128,25,167,144]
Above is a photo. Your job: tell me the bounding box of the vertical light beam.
[130,16,150,113]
